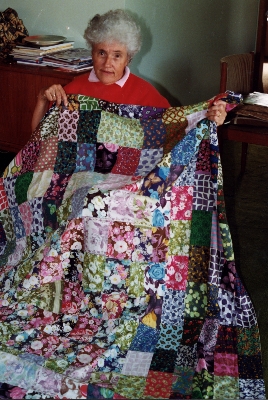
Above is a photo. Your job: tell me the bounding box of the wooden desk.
[0,61,85,153]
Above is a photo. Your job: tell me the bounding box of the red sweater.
[64,72,170,108]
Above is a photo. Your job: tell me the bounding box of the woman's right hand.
[38,84,68,107]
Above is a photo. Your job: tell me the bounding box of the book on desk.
[231,92,268,128]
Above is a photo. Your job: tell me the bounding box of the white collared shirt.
[88,66,130,87]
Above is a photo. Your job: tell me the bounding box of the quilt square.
[39,107,59,140]
[171,366,195,396]
[156,323,183,351]
[83,253,105,294]
[84,217,110,256]
[236,325,261,356]
[58,109,79,141]
[170,185,193,220]
[161,288,185,326]
[238,354,263,379]
[144,370,173,399]
[102,291,128,320]
[208,248,224,285]
[94,142,118,173]
[0,178,9,211]
[218,288,237,325]
[54,141,77,174]
[192,174,215,211]
[188,245,210,283]
[239,378,266,400]
[140,117,166,149]
[215,325,238,354]
[107,221,135,260]
[83,188,110,219]
[166,255,189,291]
[181,319,203,346]
[150,348,177,373]
[75,143,96,172]
[77,95,101,111]
[18,202,33,236]
[20,140,41,175]
[190,210,212,247]
[145,262,166,297]
[127,261,147,297]
[195,139,211,173]
[184,281,207,319]
[9,206,25,240]
[119,103,143,118]
[28,197,44,233]
[27,171,54,200]
[213,375,239,399]
[175,344,197,369]
[134,148,163,177]
[114,319,139,351]
[214,352,239,377]
[112,147,141,175]
[108,190,135,222]
[97,111,144,149]
[169,220,191,256]
[219,222,234,261]
[121,350,153,376]
[76,110,101,143]
[103,258,130,293]
[69,186,92,220]
[235,294,257,328]
[14,172,34,206]
[206,283,220,318]
[34,136,58,172]
[114,375,146,399]
[43,173,71,202]
[132,227,153,262]
[3,176,17,208]
[129,323,160,353]
[210,210,224,251]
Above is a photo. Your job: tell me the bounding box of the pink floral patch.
[69,343,105,369]
[18,202,33,235]
[166,255,189,290]
[69,314,102,340]
[61,281,85,315]
[107,221,135,260]
[170,185,193,220]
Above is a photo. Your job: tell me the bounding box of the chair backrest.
[220,52,255,94]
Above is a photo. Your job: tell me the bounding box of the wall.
[1,0,259,105]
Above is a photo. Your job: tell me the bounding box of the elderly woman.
[32,9,226,131]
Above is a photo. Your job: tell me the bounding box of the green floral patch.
[219,222,234,261]
[114,319,139,351]
[83,253,106,292]
[169,220,191,256]
[237,325,262,356]
[192,369,214,399]
[14,172,34,205]
[77,95,102,111]
[127,262,147,297]
[115,375,146,399]
[184,281,207,318]
[97,111,144,149]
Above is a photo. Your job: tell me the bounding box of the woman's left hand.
[206,100,227,126]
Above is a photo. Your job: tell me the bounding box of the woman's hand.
[38,84,68,107]
[32,84,68,131]
[206,100,227,126]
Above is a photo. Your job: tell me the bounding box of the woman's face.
[92,42,129,85]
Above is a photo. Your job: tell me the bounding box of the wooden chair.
[218,52,268,174]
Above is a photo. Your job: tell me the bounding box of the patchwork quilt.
[0,92,265,399]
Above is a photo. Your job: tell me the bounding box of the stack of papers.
[11,41,75,65]
[42,48,93,71]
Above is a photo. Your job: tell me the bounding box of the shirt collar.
[88,66,130,87]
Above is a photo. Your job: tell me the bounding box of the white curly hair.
[84,9,142,61]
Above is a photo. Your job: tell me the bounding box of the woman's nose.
[104,54,112,67]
